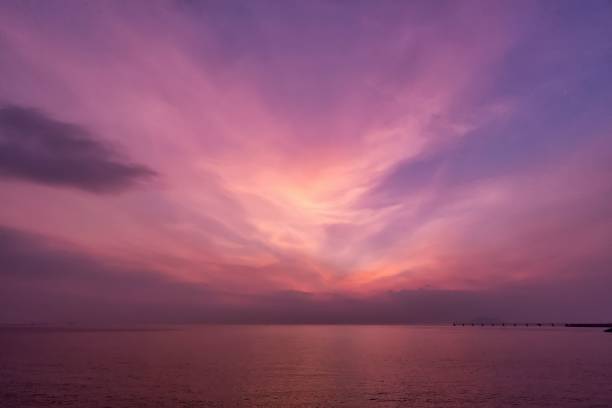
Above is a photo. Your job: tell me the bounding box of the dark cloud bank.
[1,225,611,325]
[0,105,155,193]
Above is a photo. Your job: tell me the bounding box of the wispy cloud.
[0,1,611,322]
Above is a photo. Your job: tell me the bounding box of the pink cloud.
[0,1,611,322]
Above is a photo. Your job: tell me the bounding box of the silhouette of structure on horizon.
[451,322,612,332]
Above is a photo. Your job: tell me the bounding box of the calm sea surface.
[1,325,611,407]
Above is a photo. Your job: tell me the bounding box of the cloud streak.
[0,105,156,193]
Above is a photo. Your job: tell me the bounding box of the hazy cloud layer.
[1,225,611,324]
[0,105,155,192]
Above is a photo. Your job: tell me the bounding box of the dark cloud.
[0,105,156,193]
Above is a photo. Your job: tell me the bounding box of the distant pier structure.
[452,322,612,328]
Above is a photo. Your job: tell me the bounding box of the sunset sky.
[1,0,611,324]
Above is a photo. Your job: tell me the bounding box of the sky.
[1,0,611,324]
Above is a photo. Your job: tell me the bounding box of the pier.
[452,322,612,328]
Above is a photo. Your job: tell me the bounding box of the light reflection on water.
[1,325,611,407]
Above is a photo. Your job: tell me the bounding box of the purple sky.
[1,0,611,324]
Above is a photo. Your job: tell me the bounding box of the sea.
[1,325,611,407]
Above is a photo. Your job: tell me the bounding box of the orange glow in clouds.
[1,0,611,307]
